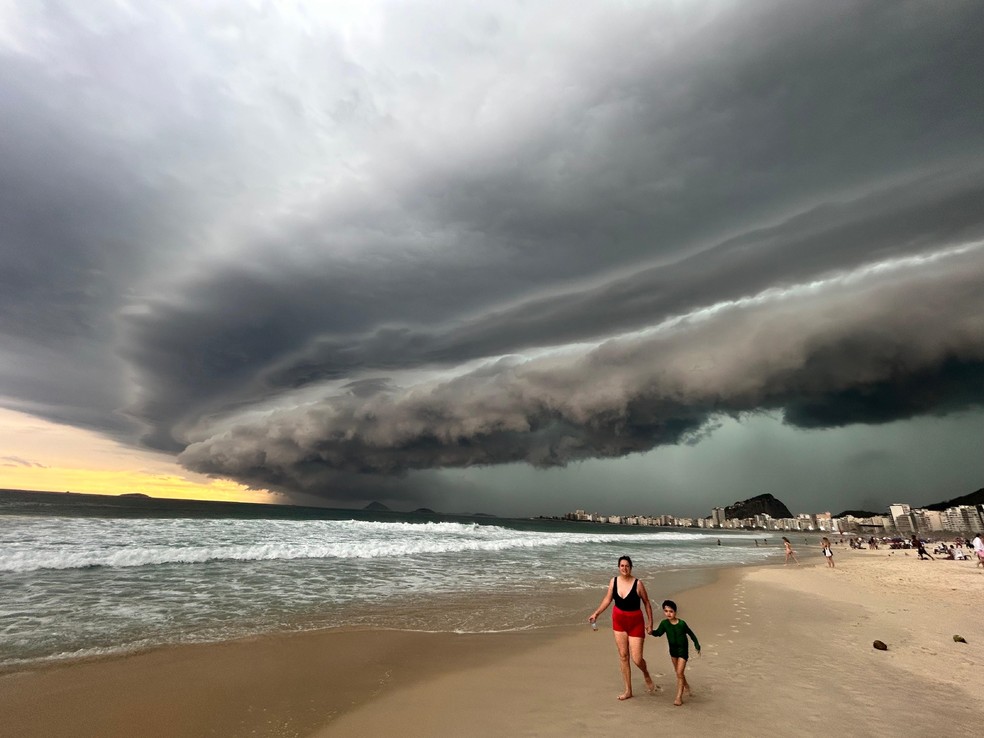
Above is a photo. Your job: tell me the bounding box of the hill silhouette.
[725,493,792,520]
[834,509,885,518]
[923,486,984,512]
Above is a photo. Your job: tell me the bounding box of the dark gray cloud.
[2,1,983,511]
[179,244,984,489]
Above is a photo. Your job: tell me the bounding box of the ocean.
[0,489,784,670]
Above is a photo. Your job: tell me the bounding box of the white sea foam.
[0,518,763,573]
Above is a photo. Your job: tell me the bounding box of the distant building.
[943,505,984,533]
[795,513,815,530]
[914,509,944,533]
[888,503,911,530]
[895,514,916,535]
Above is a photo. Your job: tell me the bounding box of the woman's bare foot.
[682,684,691,696]
[673,699,683,706]
[617,691,633,701]
[644,674,656,693]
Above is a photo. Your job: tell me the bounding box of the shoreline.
[3,549,981,736]
[0,564,721,737]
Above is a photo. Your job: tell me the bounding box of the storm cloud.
[179,241,984,488]
[2,0,983,511]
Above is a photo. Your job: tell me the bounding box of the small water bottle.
[591,619,598,631]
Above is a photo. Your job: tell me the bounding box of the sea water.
[0,490,783,669]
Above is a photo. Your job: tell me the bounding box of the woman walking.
[588,556,656,700]
[782,536,799,565]
[821,536,834,567]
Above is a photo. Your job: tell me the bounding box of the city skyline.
[564,499,984,536]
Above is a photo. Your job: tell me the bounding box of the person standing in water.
[821,536,834,568]
[782,536,799,565]
[650,600,701,706]
[588,555,656,700]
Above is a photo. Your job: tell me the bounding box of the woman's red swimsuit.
[611,578,645,637]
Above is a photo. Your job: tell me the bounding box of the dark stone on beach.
[953,635,967,643]
[873,640,888,651]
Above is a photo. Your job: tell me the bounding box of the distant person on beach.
[782,536,799,565]
[911,535,934,561]
[650,599,701,706]
[972,533,984,568]
[821,537,834,568]
[588,555,656,701]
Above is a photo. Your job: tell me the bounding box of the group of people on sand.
[778,535,834,567]
[784,532,984,568]
[588,556,700,706]
[934,532,984,566]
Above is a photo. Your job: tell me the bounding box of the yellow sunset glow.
[0,407,276,504]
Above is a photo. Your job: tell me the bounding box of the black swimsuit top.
[612,577,641,611]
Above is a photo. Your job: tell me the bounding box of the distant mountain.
[725,493,792,520]
[834,509,885,518]
[363,501,391,511]
[412,507,437,514]
[119,492,151,498]
[922,487,984,512]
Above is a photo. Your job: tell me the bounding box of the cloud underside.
[179,245,984,492]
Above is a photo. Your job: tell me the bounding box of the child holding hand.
[650,599,700,706]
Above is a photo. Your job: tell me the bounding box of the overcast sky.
[2,0,983,516]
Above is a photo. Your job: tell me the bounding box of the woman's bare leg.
[628,636,655,693]
[614,630,632,700]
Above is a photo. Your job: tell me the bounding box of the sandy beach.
[2,547,981,737]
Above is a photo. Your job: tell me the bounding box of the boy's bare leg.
[672,656,688,705]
